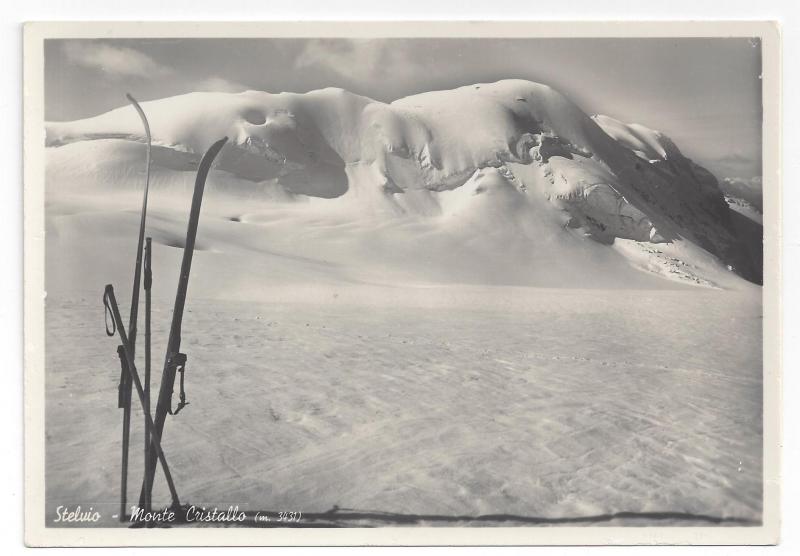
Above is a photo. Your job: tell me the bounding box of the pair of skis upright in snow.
[103,93,228,521]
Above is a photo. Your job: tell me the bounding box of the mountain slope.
[45,80,761,290]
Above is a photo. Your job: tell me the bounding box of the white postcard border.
[23,20,782,546]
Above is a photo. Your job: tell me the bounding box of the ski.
[117,93,153,521]
[138,136,228,509]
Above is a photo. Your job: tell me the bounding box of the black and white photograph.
[22,20,781,546]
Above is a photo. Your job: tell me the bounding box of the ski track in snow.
[45,288,762,526]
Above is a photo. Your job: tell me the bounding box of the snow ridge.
[45,79,761,286]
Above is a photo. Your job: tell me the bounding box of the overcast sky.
[44,37,762,179]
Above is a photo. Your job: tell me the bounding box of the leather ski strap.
[168,353,189,415]
[103,294,117,336]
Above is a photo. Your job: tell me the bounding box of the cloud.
[62,41,172,79]
[722,176,762,188]
[193,76,250,93]
[295,39,417,85]
[715,153,756,164]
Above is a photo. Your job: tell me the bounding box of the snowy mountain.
[45,80,761,292]
[720,177,763,213]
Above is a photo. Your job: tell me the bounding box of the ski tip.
[125,93,137,104]
[207,137,229,157]
[195,137,230,175]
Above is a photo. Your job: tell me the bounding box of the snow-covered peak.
[44,79,761,286]
[591,114,683,162]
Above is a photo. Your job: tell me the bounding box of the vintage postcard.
[23,21,780,546]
